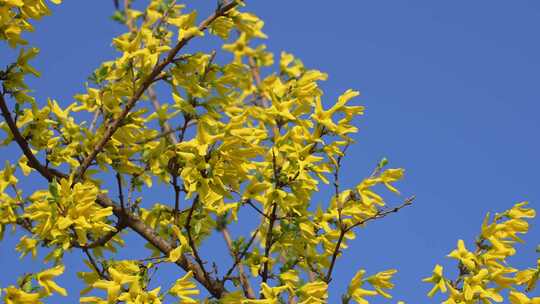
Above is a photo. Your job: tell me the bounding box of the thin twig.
[88,109,100,133]
[222,228,256,299]
[137,123,194,145]
[185,196,212,287]
[248,56,269,108]
[148,86,178,145]
[172,174,181,226]
[346,196,415,232]
[116,172,125,210]
[83,248,109,280]
[324,229,346,283]
[261,149,279,284]
[334,143,350,226]
[224,228,260,279]
[245,199,271,220]
[178,115,191,143]
[123,0,134,31]
[0,94,64,182]
[262,203,277,283]
[324,196,415,283]
[72,220,126,249]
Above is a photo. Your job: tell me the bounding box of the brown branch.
[83,248,110,280]
[15,217,33,233]
[245,199,271,220]
[248,56,269,108]
[123,0,134,31]
[148,86,179,145]
[224,227,259,279]
[74,1,240,181]
[0,94,65,182]
[222,228,256,299]
[324,196,415,283]
[177,115,191,143]
[184,195,213,290]
[172,173,181,226]
[94,193,227,297]
[260,148,281,286]
[346,196,415,232]
[261,202,278,284]
[324,229,346,283]
[88,109,100,133]
[334,143,350,228]
[116,172,125,210]
[333,144,350,201]
[137,123,192,145]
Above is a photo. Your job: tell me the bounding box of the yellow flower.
[422,264,447,297]
[447,240,477,270]
[36,265,67,296]
[3,286,41,304]
[93,266,138,303]
[508,291,540,304]
[169,271,199,303]
[366,269,397,298]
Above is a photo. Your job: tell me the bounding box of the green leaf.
[110,10,126,24]
[48,179,59,200]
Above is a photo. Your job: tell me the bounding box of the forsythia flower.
[89,265,138,303]
[297,281,328,304]
[25,178,115,249]
[422,264,447,297]
[366,269,397,298]
[2,286,41,304]
[447,240,477,270]
[36,265,67,296]
[169,271,200,303]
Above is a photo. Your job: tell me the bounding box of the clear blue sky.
[1,1,539,303]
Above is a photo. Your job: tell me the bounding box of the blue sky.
[1,1,539,302]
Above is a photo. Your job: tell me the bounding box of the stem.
[222,228,256,299]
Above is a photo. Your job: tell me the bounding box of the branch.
[244,199,271,220]
[72,219,127,249]
[222,228,257,299]
[88,109,100,133]
[248,56,269,108]
[74,1,240,181]
[184,196,213,287]
[123,0,134,31]
[324,196,415,283]
[260,147,284,283]
[148,87,179,145]
[172,174,181,226]
[83,248,110,280]
[224,227,259,279]
[0,93,63,182]
[261,201,277,284]
[334,143,350,227]
[116,172,125,210]
[94,193,227,297]
[346,196,415,232]
[137,124,189,144]
[324,229,346,283]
